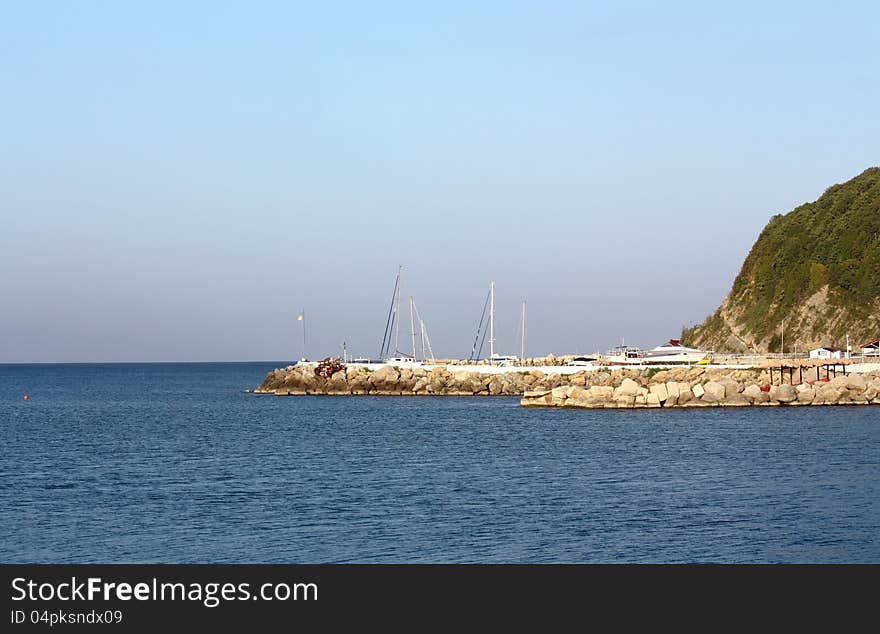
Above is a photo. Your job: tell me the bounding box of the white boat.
[469,281,526,365]
[489,354,519,367]
[601,345,644,365]
[642,339,708,364]
[566,356,598,367]
[378,267,436,365]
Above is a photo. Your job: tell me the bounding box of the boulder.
[829,376,850,390]
[718,377,742,396]
[721,393,751,406]
[588,385,614,403]
[692,383,705,399]
[458,373,483,394]
[327,371,349,393]
[796,386,815,404]
[568,372,587,386]
[775,384,797,404]
[521,389,553,407]
[369,365,400,390]
[813,384,840,405]
[649,383,669,402]
[346,368,371,391]
[614,378,640,397]
[567,387,595,407]
[742,384,763,403]
[614,395,635,408]
[646,393,661,408]
[845,375,867,391]
[566,386,588,401]
[666,381,681,400]
[702,381,726,403]
[550,386,569,405]
[681,398,711,407]
[846,388,868,404]
[678,388,693,405]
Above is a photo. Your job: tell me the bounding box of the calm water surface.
[1,363,877,562]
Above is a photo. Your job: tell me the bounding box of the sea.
[1,362,877,563]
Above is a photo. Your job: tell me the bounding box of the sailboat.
[378,267,434,366]
[469,281,523,366]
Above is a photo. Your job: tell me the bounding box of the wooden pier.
[762,359,851,385]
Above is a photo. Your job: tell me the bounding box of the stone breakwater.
[520,368,880,409]
[255,363,880,408]
[256,364,582,396]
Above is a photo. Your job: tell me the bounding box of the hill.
[682,167,880,353]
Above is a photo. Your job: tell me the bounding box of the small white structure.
[860,338,880,357]
[809,347,843,360]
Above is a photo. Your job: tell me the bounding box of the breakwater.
[255,362,880,408]
[520,368,880,408]
[255,363,578,396]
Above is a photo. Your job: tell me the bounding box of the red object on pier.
[760,385,771,392]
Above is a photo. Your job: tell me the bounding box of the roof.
[859,338,880,348]
[811,346,842,352]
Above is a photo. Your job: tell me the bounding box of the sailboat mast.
[489,281,495,359]
[521,300,526,362]
[379,267,401,359]
[394,266,402,356]
[419,319,427,361]
[409,296,416,361]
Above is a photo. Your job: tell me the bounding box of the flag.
[297,314,303,321]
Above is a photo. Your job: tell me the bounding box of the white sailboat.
[485,281,521,366]
[378,267,433,366]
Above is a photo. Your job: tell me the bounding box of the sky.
[1,1,878,362]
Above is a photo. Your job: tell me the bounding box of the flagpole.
[301,308,306,361]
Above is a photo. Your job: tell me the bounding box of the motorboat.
[566,356,598,366]
[601,345,645,365]
[642,339,708,364]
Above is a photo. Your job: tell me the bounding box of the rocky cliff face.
[682,168,880,353]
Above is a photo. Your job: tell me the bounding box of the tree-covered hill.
[682,167,880,353]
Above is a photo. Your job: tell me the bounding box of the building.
[859,338,880,357]
[809,346,843,359]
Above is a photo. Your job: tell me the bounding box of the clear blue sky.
[1,1,878,362]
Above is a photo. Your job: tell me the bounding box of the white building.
[809,347,843,359]
[860,338,880,356]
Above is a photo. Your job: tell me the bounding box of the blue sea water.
[1,362,877,563]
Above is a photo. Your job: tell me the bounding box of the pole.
[781,320,784,356]
[301,308,306,361]
[410,296,416,361]
[489,281,495,360]
[520,300,526,362]
[394,267,402,356]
